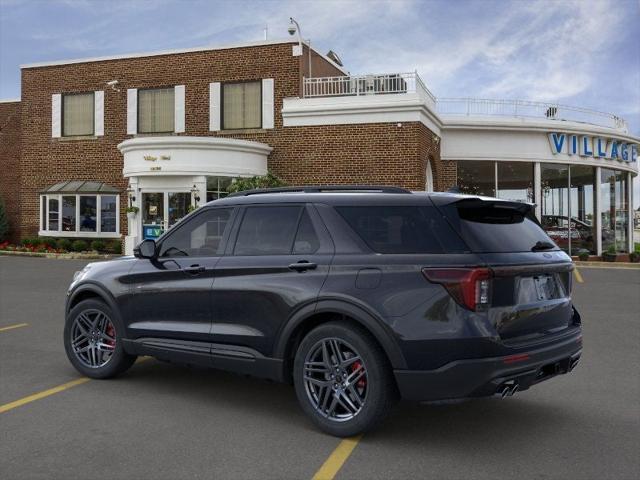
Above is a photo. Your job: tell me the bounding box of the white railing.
[436,98,628,131]
[303,72,436,103]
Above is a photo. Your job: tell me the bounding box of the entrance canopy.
[41,180,120,194]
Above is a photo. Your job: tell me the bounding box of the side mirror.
[134,239,157,259]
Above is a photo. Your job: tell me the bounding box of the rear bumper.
[394,330,582,402]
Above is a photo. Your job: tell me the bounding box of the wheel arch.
[275,299,408,382]
[66,283,119,318]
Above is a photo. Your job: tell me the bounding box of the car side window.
[159,208,232,257]
[293,210,320,254]
[234,206,302,255]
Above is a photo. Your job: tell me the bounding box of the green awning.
[41,181,120,194]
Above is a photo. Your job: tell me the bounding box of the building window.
[138,88,175,133]
[497,162,534,203]
[62,92,94,136]
[39,194,120,237]
[601,169,629,253]
[569,165,595,254]
[222,81,261,130]
[457,160,495,197]
[206,176,233,202]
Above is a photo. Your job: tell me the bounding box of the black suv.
[64,186,582,436]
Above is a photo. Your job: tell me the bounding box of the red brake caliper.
[351,361,366,389]
[105,324,116,349]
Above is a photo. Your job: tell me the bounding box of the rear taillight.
[422,268,492,311]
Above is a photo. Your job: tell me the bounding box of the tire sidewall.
[293,322,390,437]
[64,299,133,379]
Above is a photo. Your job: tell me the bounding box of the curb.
[574,261,640,269]
[0,250,121,260]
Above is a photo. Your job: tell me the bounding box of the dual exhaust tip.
[497,381,519,398]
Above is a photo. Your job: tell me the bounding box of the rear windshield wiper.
[531,241,555,252]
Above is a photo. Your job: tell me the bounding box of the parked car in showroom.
[64,186,582,437]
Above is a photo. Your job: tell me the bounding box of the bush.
[577,251,589,261]
[71,240,88,252]
[90,240,106,252]
[0,197,8,241]
[227,172,286,194]
[107,240,122,255]
[38,237,57,249]
[21,237,37,247]
[57,238,73,251]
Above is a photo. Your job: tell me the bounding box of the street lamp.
[288,17,311,77]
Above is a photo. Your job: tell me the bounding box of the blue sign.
[143,224,164,240]
[548,132,638,163]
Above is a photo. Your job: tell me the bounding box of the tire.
[293,321,398,437]
[64,299,137,379]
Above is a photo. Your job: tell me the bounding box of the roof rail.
[227,185,412,197]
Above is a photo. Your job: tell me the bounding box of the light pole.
[288,17,311,78]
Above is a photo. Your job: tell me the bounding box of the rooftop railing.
[301,74,627,131]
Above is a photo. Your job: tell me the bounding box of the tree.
[0,197,9,242]
[227,172,287,193]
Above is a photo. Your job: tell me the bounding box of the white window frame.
[38,194,120,238]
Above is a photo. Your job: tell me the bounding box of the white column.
[534,162,541,220]
[595,166,602,256]
[124,177,140,255]
[628,171,633,253]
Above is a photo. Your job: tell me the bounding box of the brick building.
[0,38,638,255]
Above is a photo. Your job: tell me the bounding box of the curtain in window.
[138,88,175,133]
[223,82,261,129]
[63,93,94,136]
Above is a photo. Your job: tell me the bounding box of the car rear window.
[441,200,557,253]
[335,205,467,254]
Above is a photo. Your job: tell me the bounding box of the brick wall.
[0,101,21,242]
[14,41,440,239]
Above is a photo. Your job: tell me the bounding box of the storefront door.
[142,191,191,240]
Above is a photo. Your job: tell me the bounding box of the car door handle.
[184,265,206,275]
[288,261,317,272]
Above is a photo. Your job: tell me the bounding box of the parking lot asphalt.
[1,256,639,480]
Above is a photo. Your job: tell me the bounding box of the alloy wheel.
[70,309,117,368]
[303,338,368,422]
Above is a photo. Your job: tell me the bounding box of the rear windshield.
[441,200,557,253]
[335,206,467,254]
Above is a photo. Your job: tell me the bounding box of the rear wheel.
[293,321,397,437]
[64,299,136,379]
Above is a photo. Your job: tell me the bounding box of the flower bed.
[0,237,122,256]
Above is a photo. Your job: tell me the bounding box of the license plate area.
[515,274,565,304]
[533,275,555,301]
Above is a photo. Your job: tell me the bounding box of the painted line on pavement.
[574,268,584,283]
[0,356,153,414]
[312,435,363,480]
[0,323,28,332]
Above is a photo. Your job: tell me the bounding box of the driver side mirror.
[134,239,157,259]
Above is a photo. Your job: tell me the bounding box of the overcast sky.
[1,0,639,203]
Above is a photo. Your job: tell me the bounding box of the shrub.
[0,197,8,241]
[21,237,37,247]
[107,240,122,255]
[71,240,88,252]
[38,237,57,249]
[227,172,286,194]
[57,238,73,251]
[577,251,589,261]
[90,240,106,252]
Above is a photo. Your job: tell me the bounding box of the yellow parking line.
[312,435,363,480]
[0,323,28,332]
[0,377,90,414]
[0,356,153,414]
[574,268,584,283]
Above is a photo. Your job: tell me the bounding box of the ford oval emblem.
[543,253,552,258]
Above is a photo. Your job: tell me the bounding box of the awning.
[40,181,120,194]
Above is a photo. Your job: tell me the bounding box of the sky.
[1,0,639,202]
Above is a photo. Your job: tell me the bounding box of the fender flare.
[66,282,120,319]
[274,298,408,370]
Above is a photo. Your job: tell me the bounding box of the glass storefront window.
[206,176,233,202]
[79,196,97,232]
[497,162,534,203]
[570,166,596,254]
[168,192,191,228]
[541,164,570,252]
[62,196,76,232]
[601,169,629,253]
[101,195,117,233]
[457,161,495,197]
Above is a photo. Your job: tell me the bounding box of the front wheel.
[64,299,136,379]
[293,321,397,437]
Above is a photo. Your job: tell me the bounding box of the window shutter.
[127,88,137,135]
[262,78,274,129]
[209,82,221,131]
[51,94,61,138]
[174,85,185,133]
[94,90,104,136]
